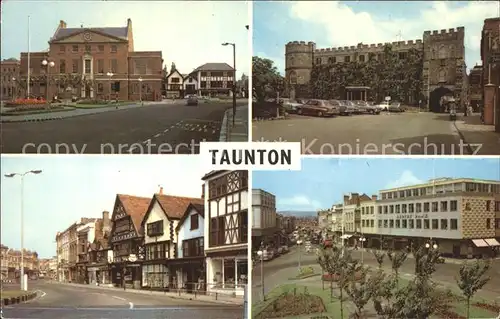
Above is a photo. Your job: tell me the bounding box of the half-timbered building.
[140,187,203,290]
[86,211,113,285]
[173,202,205,292]
[202,170,248,296]
[109,194,150,289]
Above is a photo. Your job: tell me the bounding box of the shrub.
[76,99,108,105]
[5,98,47,107]
[5,105,63,113]
[298,266,314,276]
[322,272,363,282]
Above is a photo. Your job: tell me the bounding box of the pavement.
[252,111,499,155]
[219,104,249,142]
[252,246,500,304]
[1,280,244,319]
[453,113,500,155]
[1,101,246,154]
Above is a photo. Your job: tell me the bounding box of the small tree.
[344,265,381,319]
[372,250,385,269]
[387,250,408,282]
[456,260,491,319]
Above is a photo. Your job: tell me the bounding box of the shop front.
[87,264,112,286]
[141,262,169,290]
[168,257,206,293]
[206,249,248,296]
[111,262,142,289]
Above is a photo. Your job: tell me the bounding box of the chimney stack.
[159,186,163,195]
[372,195,378,201]
[102,211,111,234]
[59,20,67,28]
[127,18,132,27]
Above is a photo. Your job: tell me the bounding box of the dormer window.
[147,221,163,236]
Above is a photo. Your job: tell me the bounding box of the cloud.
[385,170,424,189]
[278,195,322,210]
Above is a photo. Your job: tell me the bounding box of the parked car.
[296,99,339,117]
[342,100,361,113]
[355,100,380,114]
[281,245,289,253]
[375,101,391,111]
[282,98,305,113]
[186,95,198,106]
[388,101,405,112]
[330,100,353,116]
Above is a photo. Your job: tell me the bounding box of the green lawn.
[253,281,499,319]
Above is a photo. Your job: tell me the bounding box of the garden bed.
[322,271,364,282]
[473,302,500,313]
[255,291,326,319]
[2,105,68,116]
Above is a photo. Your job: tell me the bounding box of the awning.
[472,239,489,247]
[484,238,500,246]
[340,234,352,239]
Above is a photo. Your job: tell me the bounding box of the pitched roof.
[192,63,234,72]
[175,203,205,232]
[152,194,203,220]
[52,27,128,42]
[201,170,228,180]
[117,194,151,235]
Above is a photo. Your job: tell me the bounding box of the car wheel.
[317,111,324,117]
[297,108,303,115]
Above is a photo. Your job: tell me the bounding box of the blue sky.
[253,158,500,212]
[1,1,250,76]
[1,155,206,258]
[254,1,500,74]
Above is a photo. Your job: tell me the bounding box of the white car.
[375,101,390,111]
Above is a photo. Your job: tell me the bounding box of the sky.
[253,157,500,212]
[253,1,500,74]
[1,155,207,258]
[1,1,250,77]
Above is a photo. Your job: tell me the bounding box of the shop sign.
[396,214,428,219]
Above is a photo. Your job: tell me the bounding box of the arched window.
[289,71,297,85]
[438,45,447,59]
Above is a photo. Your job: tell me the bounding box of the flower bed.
[76,99,109,105]
[436,309,465,319]
[255,292,326,319]
[4,105,63,114]
[5,98,47,107]
[322,272,363,282]
[473,302,500,313]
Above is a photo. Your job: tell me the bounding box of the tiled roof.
[191,203,205,218]
[52,27,128,41]
[155,194,204,219]
[192,63,234,72]
[117,194,151,235]
[175,202,205,232]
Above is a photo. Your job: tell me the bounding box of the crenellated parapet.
[313,39,423,56]
[423,27,465,41]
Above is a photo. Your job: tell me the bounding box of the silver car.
[330,100,353,116]
[388,102,405,112]
[342,100,361,113]
[355,100,380,114]
[282,98,305,113]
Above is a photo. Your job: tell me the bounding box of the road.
[1,102,244,154]
[252,112,479,155]
[2,281,244,319]
[252,246,500,303]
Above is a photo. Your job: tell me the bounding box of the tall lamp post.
[296,239,303,269]
[11,77,16,100]
[42,59,55,104]
[106,72,114,101]
[138,77,143,105]
[4,169,43,291]
[222,42,236,126]
[256,248,265,301]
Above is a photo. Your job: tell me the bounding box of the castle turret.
[285,41,315,97]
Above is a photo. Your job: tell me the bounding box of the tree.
[387,250,408,282]
[372,250,385,269]
[456,260,491,319]
[252,56,283,102]
[344,265,381,319]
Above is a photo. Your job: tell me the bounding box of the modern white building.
[251,189,277,250]
[203,170,248,296]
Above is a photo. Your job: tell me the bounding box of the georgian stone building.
[285,26,467,112]
[19,19,163,101]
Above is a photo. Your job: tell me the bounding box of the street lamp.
[42,59,55,104]
[106,72,114,101]
[296,239,303,269]
[11,77,16,100]
[138,77,143,105]
[222,42,236,126]
[4,169,43,291]
[359,237,366,263]
[425,243,438,250]
[256,249,265,301]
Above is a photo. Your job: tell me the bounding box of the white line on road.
[164,129,169,132]
[112,295,126,301]
[129,302,134,309]
[142,139,151,144]
[153,133,161,138]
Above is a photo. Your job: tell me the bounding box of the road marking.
[129,302,134,309]
[112,295,126,301]
[142,139,151,144]
[164,129,169,132]
[153,133,161,138]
